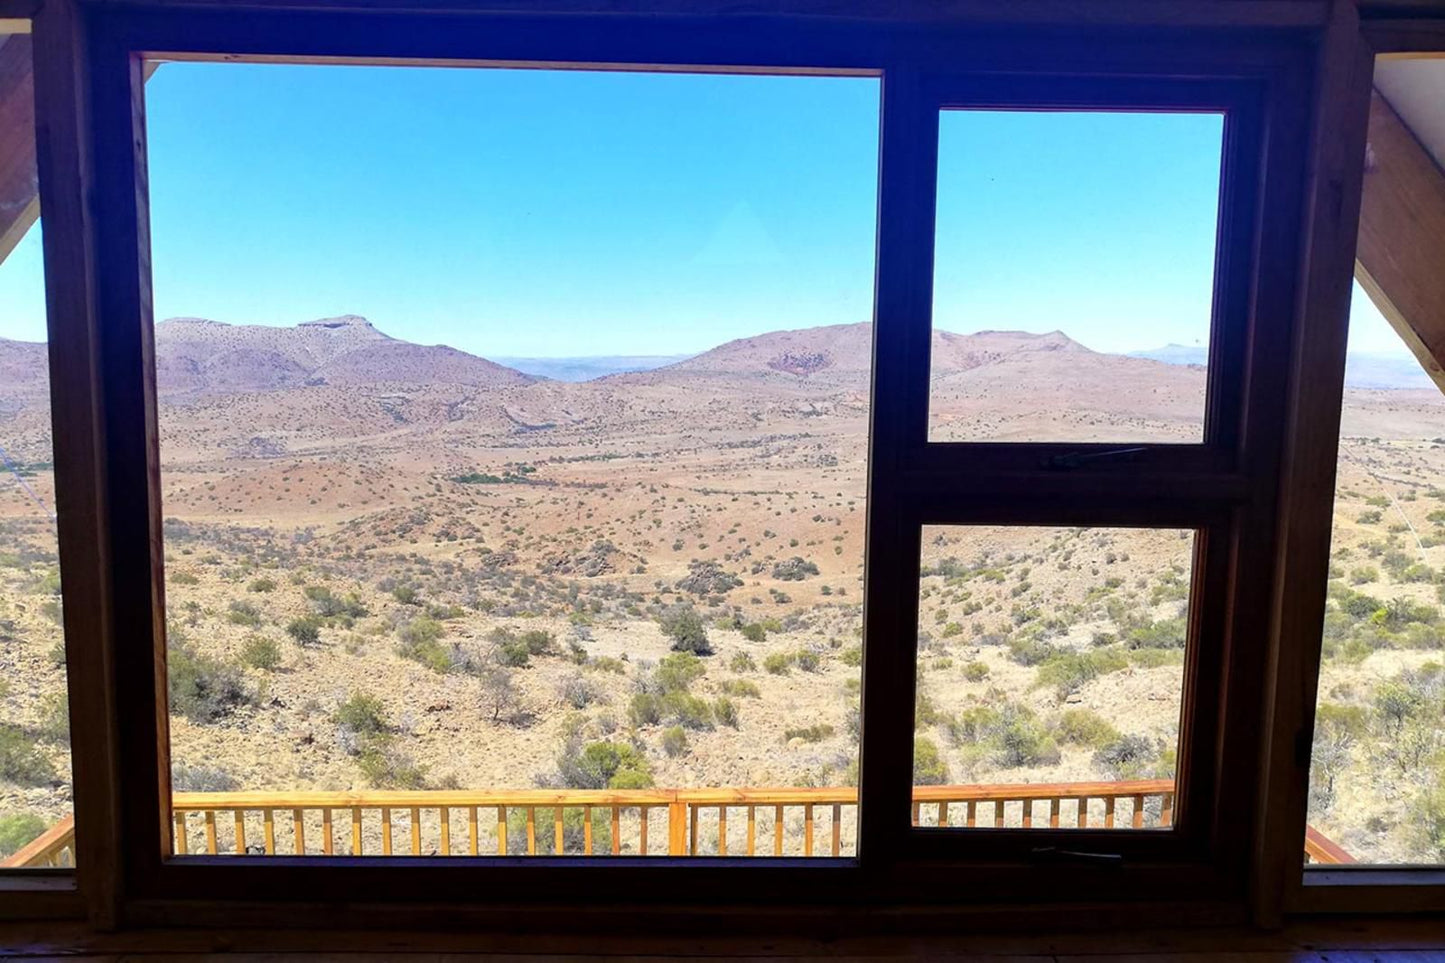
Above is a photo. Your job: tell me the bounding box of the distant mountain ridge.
[494,355,692,382]
[153,315,534,397]
[1132,343,1434,389]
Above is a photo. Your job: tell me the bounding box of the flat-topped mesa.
[299,314,380,331]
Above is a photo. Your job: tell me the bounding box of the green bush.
[286,616,322,647]
[0,812,47,857]
[662,725,688,757]
[557,740,652,789]
[729,652,757,673]
[655,651,705,694]
[226,599,263,627]
[718,678,761,698]
[660,691,714,729]
[712,696,740,728]
[1126,617,1187,650]
[247,577,277,593]
[763,651,794,675]
[913,736,948,785]
[840,645,863,667]
[1094,734,1158,778]
[628,691,661,727]
[740,623,767,642]
[168,640,250,723]
[397,618,451,672]
[357,742,427,789]
[304,585,368,620]
[0,725,55,785]
[240,634,282,670]
[660,605,712,655]
[1053,708,1120,748]
[795,649,821,672]
[1035,648,1128,698]
[962,661,989,682]
[334,691,390,737]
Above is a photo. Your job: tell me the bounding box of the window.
[146,62,879,858]
[0,21,77,871]
[14,0,1376,919]
[928,110,1224,444]
[911,525,1191,830]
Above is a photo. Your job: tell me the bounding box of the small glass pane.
[928,109,1224,444]
[912,525,1192,830]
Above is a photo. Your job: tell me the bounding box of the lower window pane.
[912,525,1191,830]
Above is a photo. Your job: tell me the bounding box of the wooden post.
[667,796,686,856]
[351,807,362,856]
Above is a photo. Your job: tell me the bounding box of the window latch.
[1043,447,1147,471]
[1028,846,1125,868]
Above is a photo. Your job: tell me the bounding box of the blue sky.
[0,62,1413,358]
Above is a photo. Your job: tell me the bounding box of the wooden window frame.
[16,0,1426,931]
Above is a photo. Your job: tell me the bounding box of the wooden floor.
[1,918,1444,961]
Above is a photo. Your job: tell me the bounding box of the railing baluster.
[832,803,842,856]
[910,801,920,826]
[352,806,362,855]
[1161,793,1174,827]
[469,806,479,856]
[747,806,756,856]
[323,808,334,855]
[583,805,593,855]
[668,797,686,855]
[293,808,305,855]
[526,806,536,855]
[639,805,649,855]
[717,806,727,855]
[1132,794,1144,829]
[995,800,1005,828]
[966,800,976,828]
[689,804,698,856]
[804,803,814,856]
[381,807,392,855]
[410,806,421,855]
[264,809,276,855]
[938,801,949,828]
[1077,798,1088,829]
[439,806,450,855]
[204,811,217,854]
[1050,798,1060,829]
[235,811,247,854]
[496,805,507,856]
[1022,801,1032,829]
[173,812,187,855]
[610,805,620,855]
[554,806,564,855]
[774,804,784,856]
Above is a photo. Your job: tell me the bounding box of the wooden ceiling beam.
[1355,89,1445,393]
[0,30,36,265]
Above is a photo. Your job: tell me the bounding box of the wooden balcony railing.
[1,783,1355,865]
[1,815,75,868]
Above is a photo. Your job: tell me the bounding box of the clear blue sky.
[0,62,1413,358]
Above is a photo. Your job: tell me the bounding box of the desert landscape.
[0,313,1441,862]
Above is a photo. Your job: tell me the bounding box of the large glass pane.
[928,110,1224,444]
[912,525,1192,830]
[147,63,878,857]
[0,25,77,868]
[1304,283,1445,866]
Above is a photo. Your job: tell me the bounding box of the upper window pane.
[0,24,78,870]
[146,62,878,859]
[928,110,1224,444]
